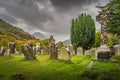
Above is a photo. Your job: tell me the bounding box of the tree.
[93,32,101,47]
[107,0,120,35]
[71,13,95,54]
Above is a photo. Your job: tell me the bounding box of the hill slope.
[32,32,47,39]
[0,18,35,40]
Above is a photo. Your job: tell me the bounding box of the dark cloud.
[0,0,110,41]
[50,0,98,11]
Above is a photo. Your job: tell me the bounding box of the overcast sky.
[0,0,110,41]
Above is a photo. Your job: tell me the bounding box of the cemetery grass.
[0,54,120,80]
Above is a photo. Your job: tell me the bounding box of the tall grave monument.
[96,6,111,59]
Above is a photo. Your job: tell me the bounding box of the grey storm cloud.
[0,0,110,41]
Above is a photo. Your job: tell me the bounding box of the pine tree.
[70,13,95,54]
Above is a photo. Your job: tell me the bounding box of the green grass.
[0,54,120,80]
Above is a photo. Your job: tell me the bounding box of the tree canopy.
[70,13,95,54]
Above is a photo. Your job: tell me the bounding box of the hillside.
[32,32,47,39]
[0,18,35,40]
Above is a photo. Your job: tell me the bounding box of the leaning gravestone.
[77,47,83,56]
[114,45,120,56]
[50,43,58,59]
[0,47,6,56]
[21,45,36,60]
[8,42,15,54]
[58,47,71,61]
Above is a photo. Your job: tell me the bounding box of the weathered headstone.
[33,47,36,54]
[35,43,41,54]
[85,50,90,55]
[58,47,71,61]
[89,48,97,55]
[114,45,120,56]
[96,45,112,59]
[67,44,74,55]
[77,47,83,56]
[0,47,6,56]
[50,43,58,59]
[21,45,36,60]
[8,42,15,54]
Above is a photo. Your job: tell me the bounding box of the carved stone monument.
[49,36,55,44]
[96,6,111,59]
[50,42,58,59]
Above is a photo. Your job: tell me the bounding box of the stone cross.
[49,36,55,44]
[96,6,108,46]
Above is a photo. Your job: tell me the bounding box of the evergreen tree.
[71,13,95,54]
[107,0,120,35]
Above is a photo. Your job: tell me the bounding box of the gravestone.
[21,45,36,60]
[87,48,97,55]
[35,43,41,54]
[114,45,120,56]
[85,50,90,55]
[0,47,6,56]
[8,42,15,54]
[50,43,58,59]
[77,47,83,56]
[96,6,112,60]
[67,44,74,55]
[33,47,36,54]
[58,47,71,61]
[96,45,112,59]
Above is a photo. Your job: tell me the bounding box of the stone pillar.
[96,6,111,60]
[50,43,58,59]
[8,42,15,54]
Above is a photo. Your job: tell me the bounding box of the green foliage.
[107,34,113,46]
[110,34,120,45]
[56,41,64,49]
[93,32,119,47]
[107,0,120,35]
[93,32,101,47]
[71,13,95,54]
